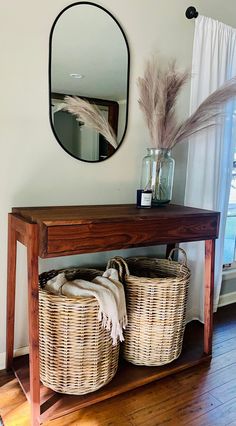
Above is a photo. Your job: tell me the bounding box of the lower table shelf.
[12,321,211,423]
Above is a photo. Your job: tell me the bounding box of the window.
[223,146,236,268]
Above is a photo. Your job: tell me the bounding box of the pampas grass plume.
[138,58,236,149]
[63,96,117,149]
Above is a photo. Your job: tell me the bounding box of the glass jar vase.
[140,148,175,206]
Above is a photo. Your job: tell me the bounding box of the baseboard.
[0,346,29,371]
[222,268,236,281]
[218,291,236,308]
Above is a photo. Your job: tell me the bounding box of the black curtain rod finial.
[185,6,199,19]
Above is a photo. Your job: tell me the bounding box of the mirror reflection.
[50,2,129,162]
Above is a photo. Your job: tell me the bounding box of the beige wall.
[1,0,236,359]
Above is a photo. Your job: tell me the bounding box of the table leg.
[27,223,40,426]
[166,244,176,258]
[6,214,17,370]
[204,239,215,355]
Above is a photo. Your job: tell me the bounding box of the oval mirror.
[49,2,130,162]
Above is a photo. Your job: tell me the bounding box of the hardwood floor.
[1,304,236,426]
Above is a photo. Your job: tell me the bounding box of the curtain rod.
[185,6,198,19]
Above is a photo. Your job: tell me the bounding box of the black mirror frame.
[48,1,130,163]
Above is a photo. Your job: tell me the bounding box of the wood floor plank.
[0,377,26,417]
[45,412,134,426]
[128,392,221,426]
[0,371,14,388]
[212,317,236,344]
[174,362,236,395]
[3,400,30,426]
[190,396,236,426]
[212,336,236,356]
[44,398,134,426]
[209,378,236,404]
[177,347,236,381]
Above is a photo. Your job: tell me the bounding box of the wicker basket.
[108,249,190,366]
[39,267,120,395]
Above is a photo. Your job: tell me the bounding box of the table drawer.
[43,215,219,257]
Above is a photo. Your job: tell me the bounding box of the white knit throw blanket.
[44,268,127,345]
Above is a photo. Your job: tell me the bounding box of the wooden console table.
[6,204,220,425]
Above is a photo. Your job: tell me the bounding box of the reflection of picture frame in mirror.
[49,2,130,163]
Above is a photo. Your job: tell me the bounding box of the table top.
[12,204,220,257]
[12,204,219,226]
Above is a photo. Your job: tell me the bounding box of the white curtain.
[183,15,236,323]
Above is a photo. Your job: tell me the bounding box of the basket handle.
[106,256,130,283]
[168,247,188,266]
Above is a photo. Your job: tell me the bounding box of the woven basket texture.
[110,250,190,367]
[39,267,120,395]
